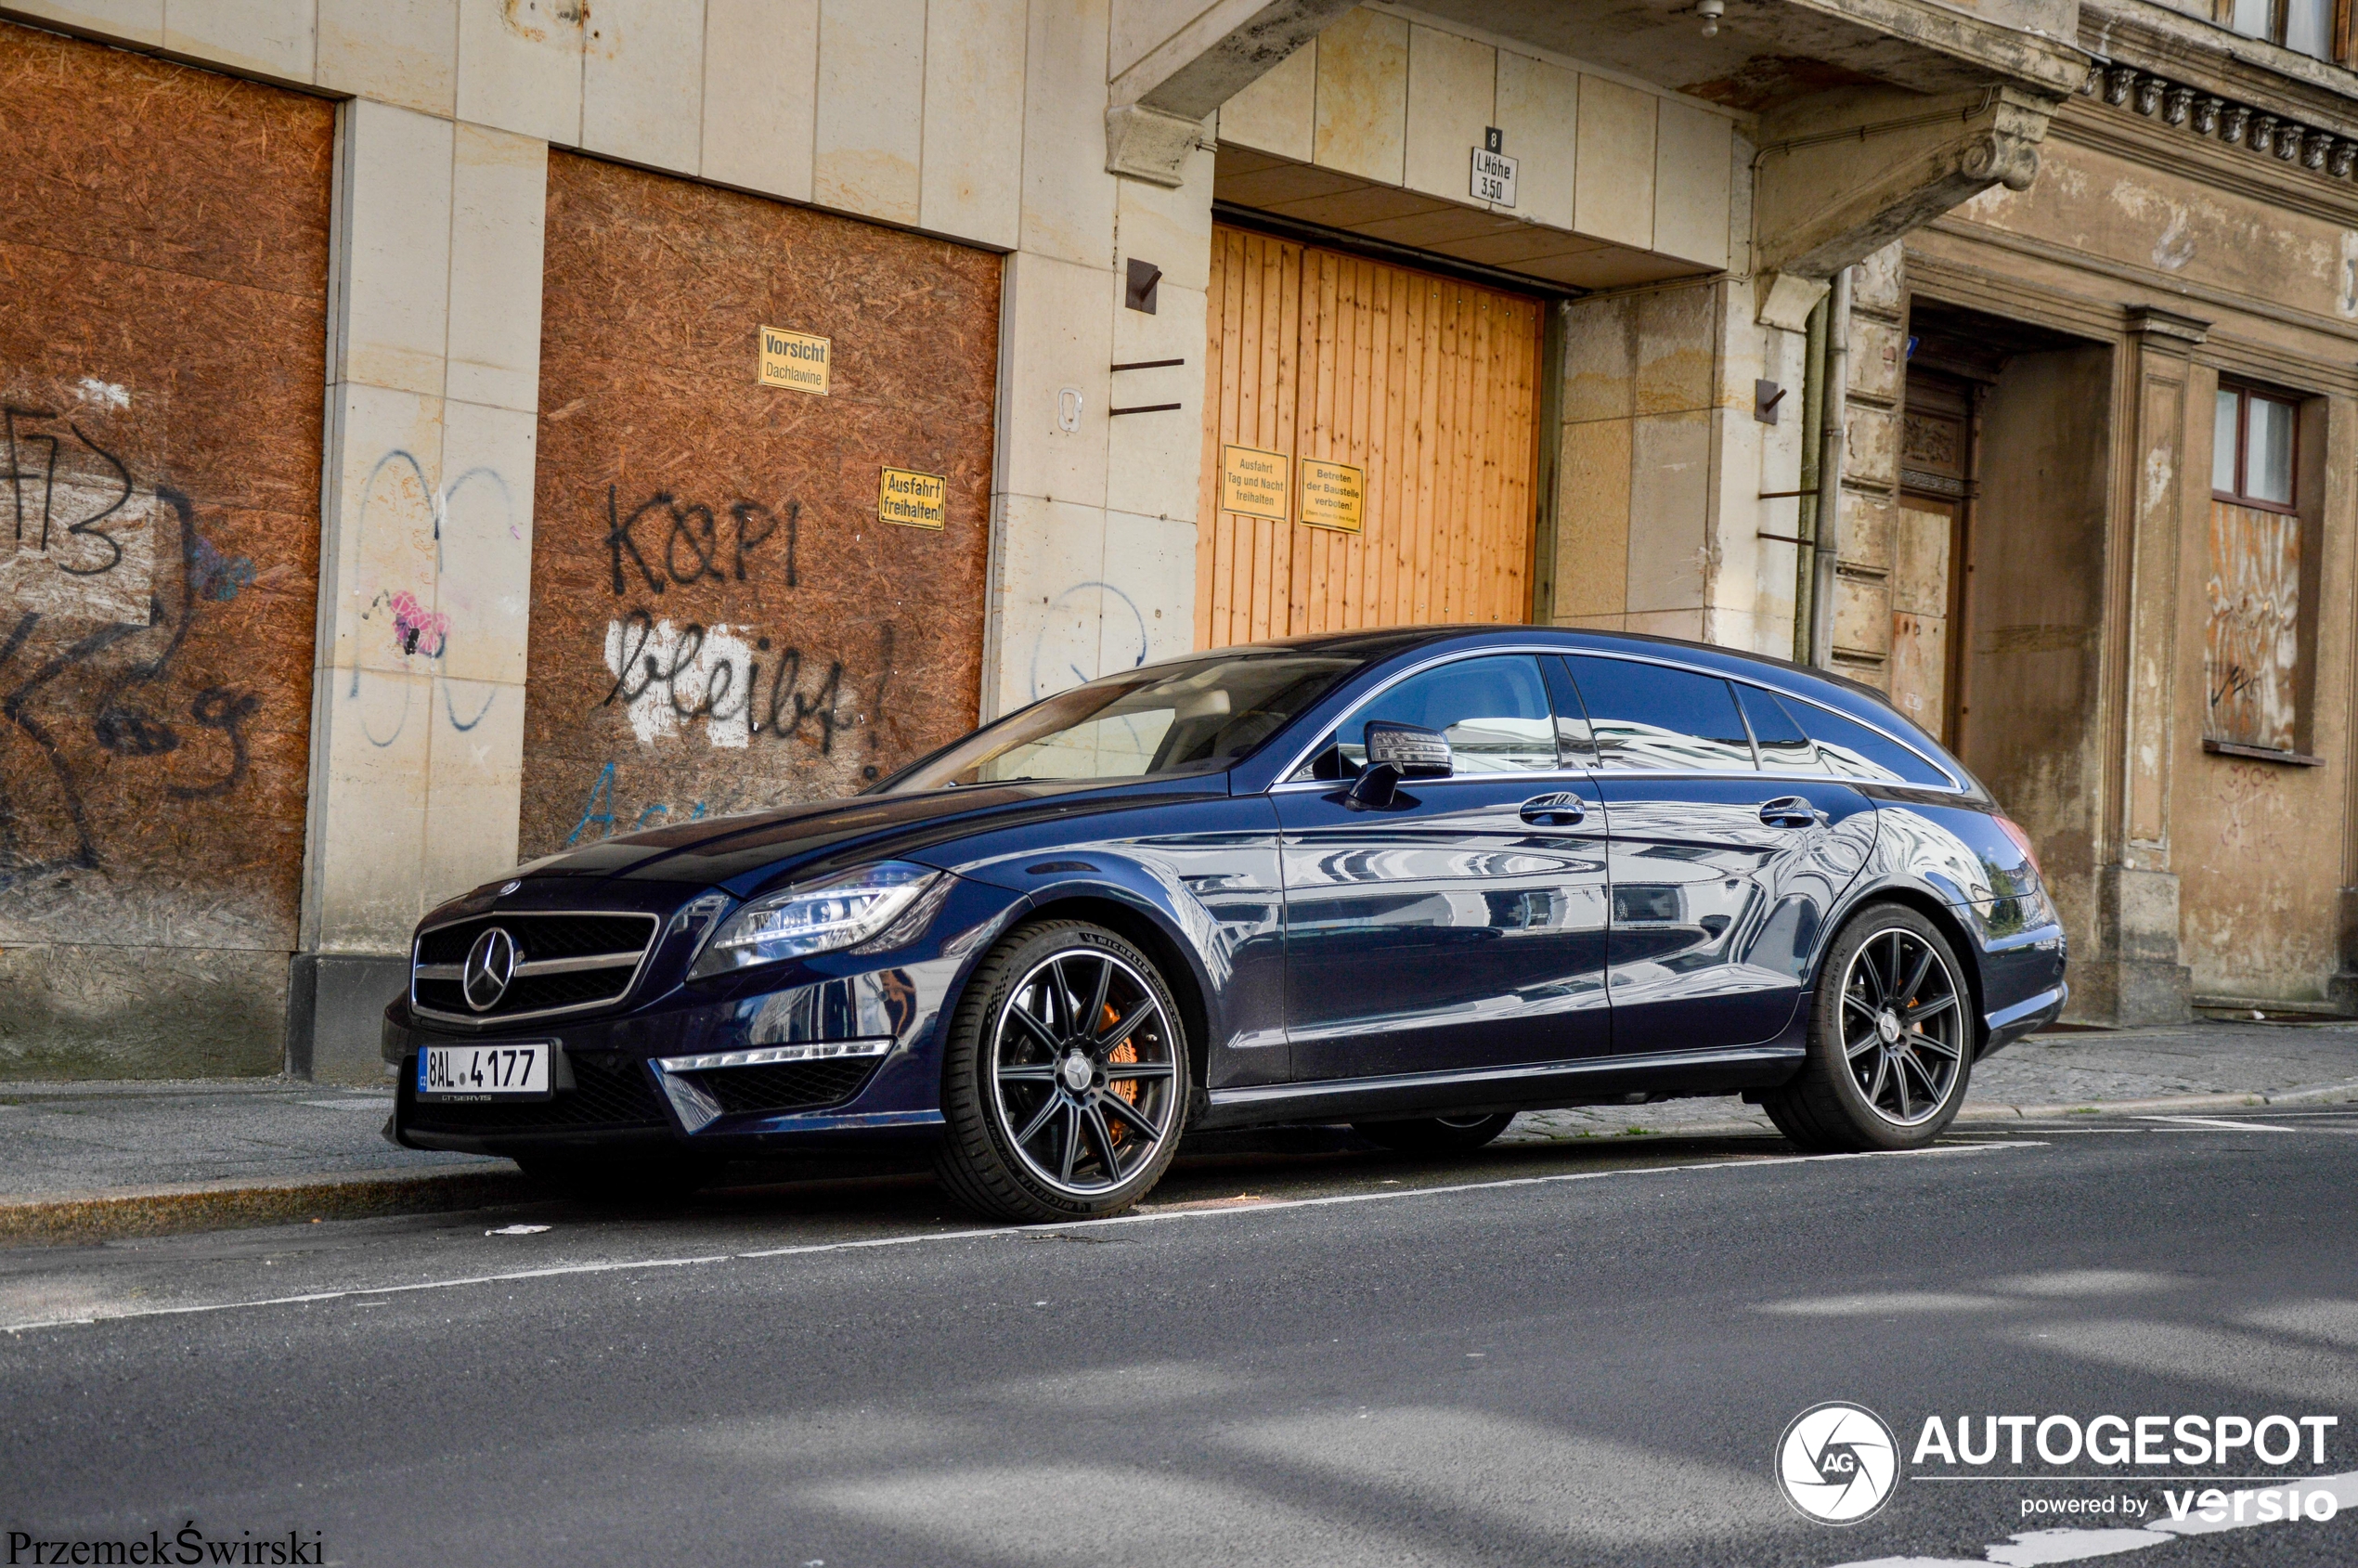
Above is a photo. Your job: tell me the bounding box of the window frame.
[2219,0,2346,60]
[1267,646,1963,793]
[2213,381,2303,516]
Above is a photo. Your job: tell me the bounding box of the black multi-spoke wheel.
[1761,904,1974,1152]
[936,921,1190,1221]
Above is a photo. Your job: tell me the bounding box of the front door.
[1559,656,1876,1056]
[1276,654,1612,1081]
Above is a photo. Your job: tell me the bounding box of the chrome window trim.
[409,909,662,1030]
[1263,643,1963,795]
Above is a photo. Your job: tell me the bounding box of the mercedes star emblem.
[462,927,518,1012]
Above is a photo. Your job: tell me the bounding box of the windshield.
[885,653,1362,791]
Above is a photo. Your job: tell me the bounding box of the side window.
[1788,700,1952,787]
[1563,656,1756,771]
[1319,654,1558,775]
[1734,684,1824,772]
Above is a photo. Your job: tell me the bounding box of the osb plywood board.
[0,20,330,951]
[520,151,999,857]
[1196,225,1541,650]
[2205,499,2301,754]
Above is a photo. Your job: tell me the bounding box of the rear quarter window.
[1788,699,1952,787]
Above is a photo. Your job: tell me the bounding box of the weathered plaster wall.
[1962,344,2116,960]
[2171,379,2354,1002]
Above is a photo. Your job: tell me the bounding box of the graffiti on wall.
[1,392,273,889]
[520,149,997,859]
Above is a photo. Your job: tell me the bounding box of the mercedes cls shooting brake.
[385,626,2067,1222]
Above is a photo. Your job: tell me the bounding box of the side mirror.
[1344,722,1450,811]
[1365,721,1451,778]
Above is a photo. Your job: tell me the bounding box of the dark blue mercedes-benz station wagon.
[384,626,2066,1221]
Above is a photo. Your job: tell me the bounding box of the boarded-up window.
[1196,226,1542,648]
[0,21,330,1071]
[518,153,1000,856]
[2206,384,2303,753]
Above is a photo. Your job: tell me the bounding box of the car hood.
[504,774,1230,895]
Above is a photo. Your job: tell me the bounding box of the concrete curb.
[7,1079,2357,1248]
[0,1162,528,1249]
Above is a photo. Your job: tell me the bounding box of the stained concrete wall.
[1956,344,2116,974]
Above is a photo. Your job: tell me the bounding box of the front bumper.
[386,876,1024,1158]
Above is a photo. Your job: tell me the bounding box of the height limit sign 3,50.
[1471,127,1516,208]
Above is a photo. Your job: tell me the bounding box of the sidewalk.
[3,1019,2353,1244]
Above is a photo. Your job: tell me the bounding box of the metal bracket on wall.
[1757,531,1814,546]
[1757,488,1819,499]
[1110,356,1185,414]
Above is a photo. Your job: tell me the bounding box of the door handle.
[1520,792,1587,826]
[1759,796,1820,828]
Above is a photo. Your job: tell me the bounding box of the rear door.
[1561,656,1875,1055]
[1276,654,1611,1081]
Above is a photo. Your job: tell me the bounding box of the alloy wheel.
[1839,926,1965,1127]
[988,948,1181,1196]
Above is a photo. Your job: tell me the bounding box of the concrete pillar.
[289,101,548,1082]
[981,0,1213,720]
[1826,241,1906,693]
[2077,306,2207,1026]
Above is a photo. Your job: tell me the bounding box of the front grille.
[687,1057,882,1116]
[411,911,658,1025]
[403,1051,668,1136]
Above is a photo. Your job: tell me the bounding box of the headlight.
[687,862,939,978]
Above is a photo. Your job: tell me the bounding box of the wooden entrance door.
[1897,370,1975,746]
[1196,225,1543,649]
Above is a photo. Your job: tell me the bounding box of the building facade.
[18,0,2288,1084]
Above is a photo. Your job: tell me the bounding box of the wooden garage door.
[0,21,331,1071]
[1197,225,1542,648]
[518,152,1000,855]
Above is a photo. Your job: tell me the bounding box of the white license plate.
[418,1043,551,1100]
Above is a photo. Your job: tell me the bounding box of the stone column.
[2079,305,2206,1025]
[288,102,548,1082]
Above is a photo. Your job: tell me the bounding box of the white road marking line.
[0,1143,2034,1337]
[2134,1115,2297,1132]
[1827,1468,2358,1567]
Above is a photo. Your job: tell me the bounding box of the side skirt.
[1196,1045,1806,1131]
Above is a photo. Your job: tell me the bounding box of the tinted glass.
[1324,654,1557,775]
[888,653,1360,789]
[1564,656,1756,771]
[1788,699,1951,787]
[1735,683,1821,771]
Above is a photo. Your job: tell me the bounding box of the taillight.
[1992,813,2042,880]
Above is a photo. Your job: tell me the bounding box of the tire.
[1352,1111,1517,1154]
[934,920,1192,1223]
[1762,902,1975,1152]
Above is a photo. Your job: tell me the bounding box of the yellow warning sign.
[1299,458,1367,533]
[1221,444,1290,522]
[758,325,831,394]
[878,467,947,530]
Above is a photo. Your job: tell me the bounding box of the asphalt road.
[3,1110,2356,1567]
